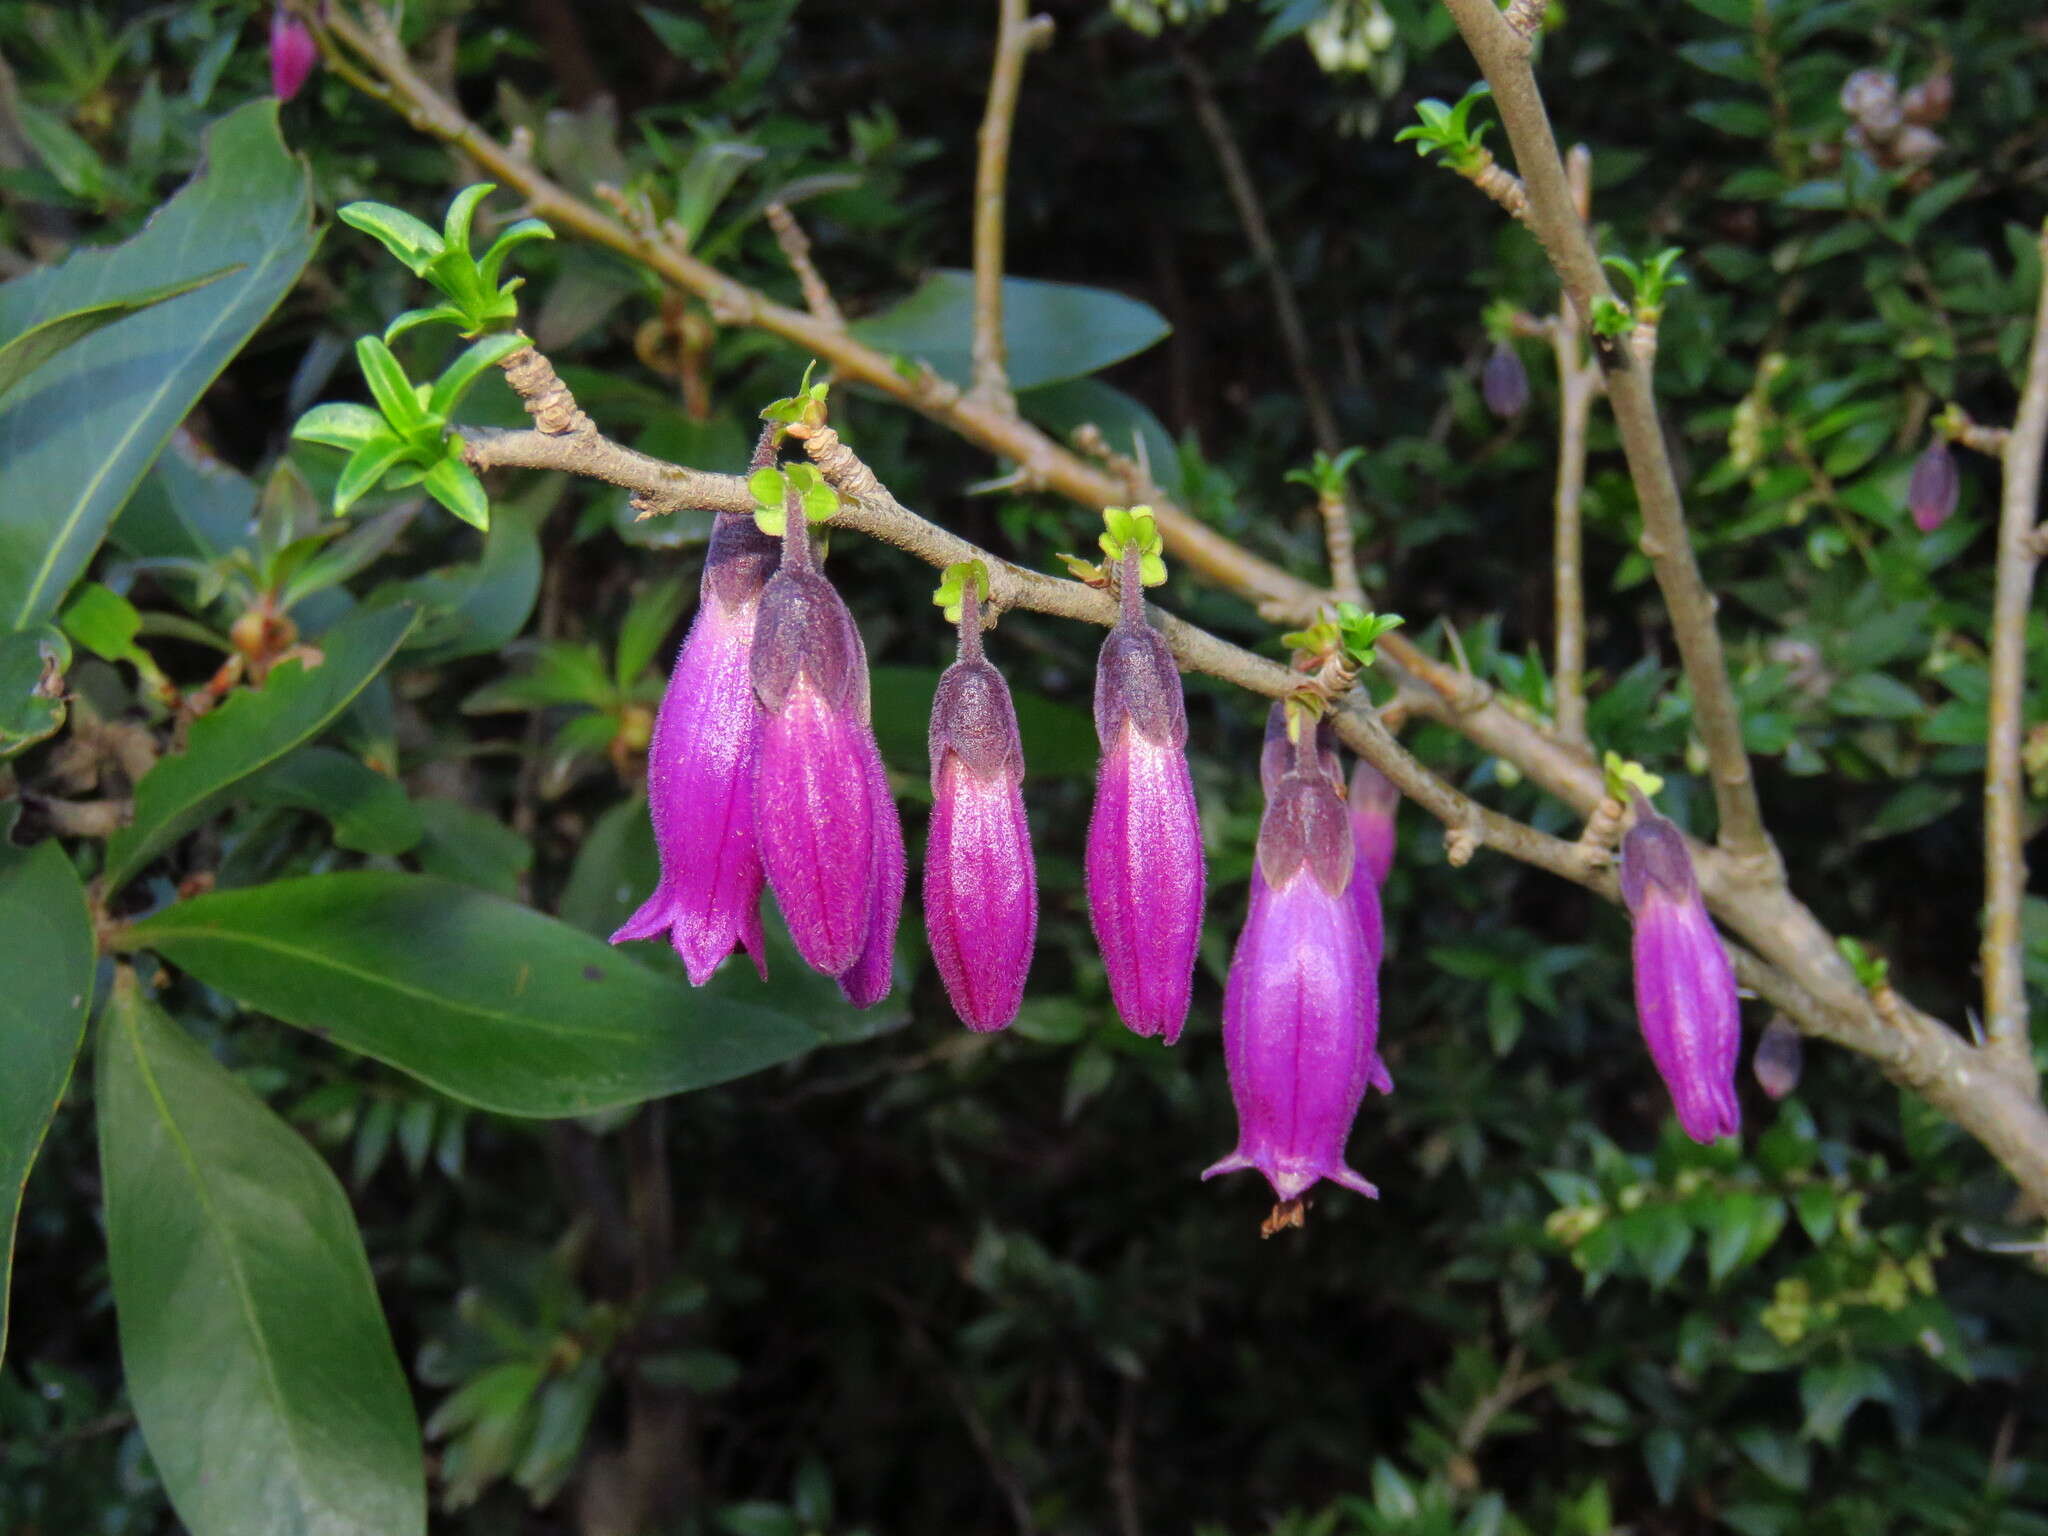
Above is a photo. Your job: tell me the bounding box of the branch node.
[764,201,845,328]
[499,343,593,437]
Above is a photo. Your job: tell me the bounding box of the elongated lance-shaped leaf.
[102,603,417,890]
[123,872,823,1117]
[0,837,92,1366]
[98,968,425,1536]
[0,101,315,628]
[0,264,239,401]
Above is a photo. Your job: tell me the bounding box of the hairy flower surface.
[611,513,777,984]
[1086,613,1205,1043]
[835,727,906,1008]
[751,543,900,982]
[925,639,1036,1030]
[1206,740,1389,1203]
[270,7,317,102]
[1348,755,1398,965]
[1619,803,1742,1142]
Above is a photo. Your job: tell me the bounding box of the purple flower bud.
[1907,439,1959,533]
[751,556,900,980]
[612,513,778,985]
[1205,744,1390,1204]
[1619,803,1742,1143]
[1752,1015,1803,1101]
[924,647,1036,1030]
[1347,755,1398,967]
[1086,609,1205,1043]
[1482,342,1529,420]
[270,7,317,103]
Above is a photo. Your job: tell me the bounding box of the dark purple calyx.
[1258,730,1354,896]
[1095,622,1186,749]
[704,510,781,610]
[1907,440,1959,534]
[1618,799,1698,912]
[931,659,1023,782]
[751,568,862,714]
[1482,343,1529,420]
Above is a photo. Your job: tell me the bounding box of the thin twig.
[1178,48,1341,456]
[1438,0,1776,883]
[763,201,844,327]
[970,0,1053,411]
[1981,220,2048,1086]
[1548,145,1597,749]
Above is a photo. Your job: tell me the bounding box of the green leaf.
[291,402,389,453]
[851,271,1170,392]
[241,747,424,856]
[389,497,542,663]
[0,264,238,401]
[59,581,145,664]
[98,970,424,1536]
[0,839,92,1366]
[0,101,315,628]
[615,576,692,688]
[103,604,418,891]
[0,624,71,758]
[423,456,491,530]
[123,873,823,1117]
[412,800,531,898]
[338,201,444,275]
[427,332,528,422]
[332,433,414,517]
[441,182,497,258]
[355,335,431,434]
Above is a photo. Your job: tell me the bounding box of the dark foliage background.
[3,1,2047,1533]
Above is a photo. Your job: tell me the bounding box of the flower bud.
[1619,802,1742,1143]
[833,730,906,1009]
[1908,439,1959,534]
[1482,342,1529,420]
[1347,756,1399,967]
[924,654,1036,1030]
[751,559,899,980]
[270,7,317,103]
[1752,1015,1803,1101]
[1087,618,1205,1043]
[1205,737,1390,1204]
[612,514,778,985]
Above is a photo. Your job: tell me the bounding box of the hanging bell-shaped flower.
[612,512,778,985]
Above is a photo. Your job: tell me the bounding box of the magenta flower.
[1205,724,1390,1204]
[612,513,778,985]
[924,586,1036,1030]
[1086,556,1205,1043]
[1619,800,1742,1143]
[1907,439,1959,533]
[1481,342,1530,420]
[750,497,902,988]
[1348,755,1398,965]
[270,7,317,102]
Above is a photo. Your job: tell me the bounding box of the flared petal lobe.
[611,515,777,985]
[1620,808,1742,1143]
[925,660,1036,1030]
[751,566,892,978]
[1087,624,1205,1042]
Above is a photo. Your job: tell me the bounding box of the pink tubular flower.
[1907,438,1959,534]
[1348,755,1399,966]
[1086,556,1205,1043]
[750,497,902,989]
[1205,721,1390,1204]
[612,513,777,985]
[924,586,1036,1030]
[270,7,317,103]
[1619,799,1742,1143]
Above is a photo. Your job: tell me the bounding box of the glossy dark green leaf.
[241,746,424,855]
[112,433,259,562]
[0,101,314,628]
[103,604,417,890]
[412,800,531,897]
[0,264,238,400]
[390,498,542,664]
[124,873,822,1117]
[98,969,424,1536]
[850,271,1170,392]
[0,838,93,1365]
[0,624,71,758]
